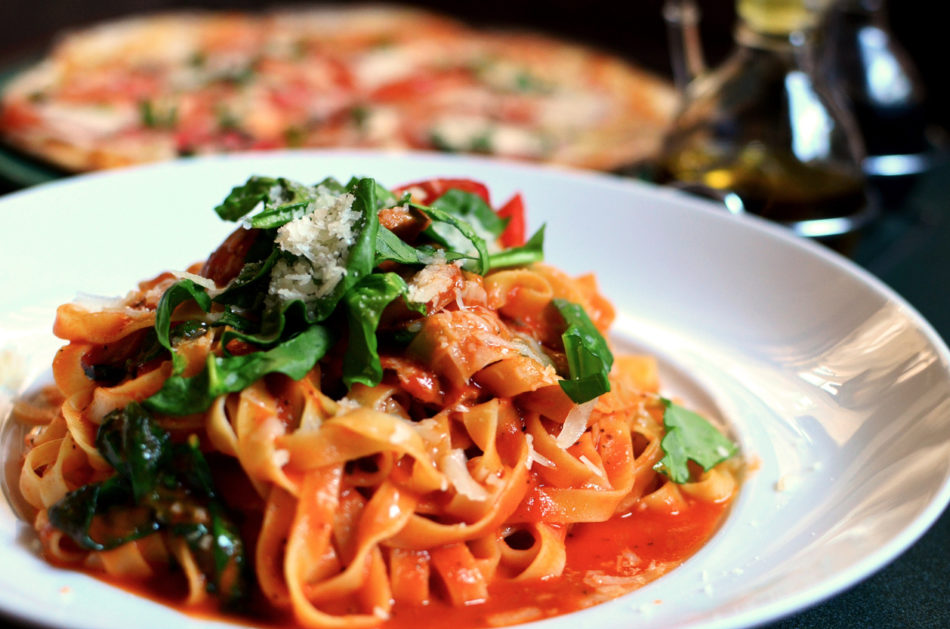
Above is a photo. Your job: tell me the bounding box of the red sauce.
[84,498,730,628]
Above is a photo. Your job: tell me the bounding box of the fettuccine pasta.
[12,174,740,628]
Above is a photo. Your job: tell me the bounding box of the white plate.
[1,150,949,629]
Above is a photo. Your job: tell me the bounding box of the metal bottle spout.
[663,0,705,92]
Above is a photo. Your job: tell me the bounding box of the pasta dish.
[11,174,740,627]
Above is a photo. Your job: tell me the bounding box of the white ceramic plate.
[1,150,949,629]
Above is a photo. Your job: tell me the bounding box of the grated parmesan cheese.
[269,186,359,304]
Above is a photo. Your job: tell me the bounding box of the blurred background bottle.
[817,0,939,210]
[659,0,875,248]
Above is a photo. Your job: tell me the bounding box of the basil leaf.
[155,279,212,374]
[214,176,276,221]
[431,188,507,238]
[654,399,738,484]
[488,225,545,270]
[552,298,613,403]
[145,324,331,415]
[342,273,424,388]
[413,203,490,274]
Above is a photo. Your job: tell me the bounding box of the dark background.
[0,2,947,629]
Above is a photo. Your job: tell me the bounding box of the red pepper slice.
[392,178,491,206]
[496,193,526,248]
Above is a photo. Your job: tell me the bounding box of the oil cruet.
[818,0,938,208]
[658,0,876,244]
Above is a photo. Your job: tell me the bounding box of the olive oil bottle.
[660,0,875,247]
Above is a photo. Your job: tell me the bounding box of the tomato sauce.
[85,497,730,628]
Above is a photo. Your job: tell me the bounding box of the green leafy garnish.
[375,227,472,266]
[654,398,738,483]
[145,325,331,415]
[214,176,276,221]
[48,404,248,606]
[342,273,425,388]
[413,202,491,274]
[552,298,613,404]
[155,279,212,374]
[488,225,545,270]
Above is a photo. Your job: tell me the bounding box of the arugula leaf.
[654,399,738,484]
[155,279,212,374]
[413,203,490,274]
[145,324,331,415]
[488,225,545,270]
[342,273,424,388]
[552,298,613,403]
[214,176,276,221]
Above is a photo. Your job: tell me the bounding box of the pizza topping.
[0,7,675,172]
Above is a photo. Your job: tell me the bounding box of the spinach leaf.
[413,203,490,274]
[212,247,279,310]
[552,298,613,404]
[48,477,157,551]
[315,176,347,194]
[346,176,397,209]
[342,273,424,388]
[247,201,310,229]
[155,279,212,374]
[488,225,545,270]
[145,324,331,415]
[48,404,249,606]
[375,226,472,267]
[96,404,169,501]
[431,188,508,238]
[654,399,738,484]
[214,176,276,221]
[303,177,379,322]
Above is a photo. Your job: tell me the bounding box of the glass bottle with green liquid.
[659,0,876,246]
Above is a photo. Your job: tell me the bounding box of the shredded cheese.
[555,399,597,449]
[524,433,555,469]
[579,454,606,480]
[440,449,488,501]
[269,187,359,303]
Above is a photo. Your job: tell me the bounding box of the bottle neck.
[734,21,813,55]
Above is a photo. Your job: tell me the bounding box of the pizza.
[0,6,677,172]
